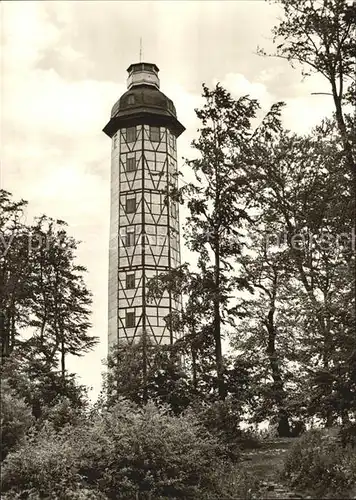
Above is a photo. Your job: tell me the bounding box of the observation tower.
[103,62,185,349]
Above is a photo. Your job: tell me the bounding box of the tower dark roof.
[103,63,185,138]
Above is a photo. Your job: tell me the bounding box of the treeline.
[1,0,355,498]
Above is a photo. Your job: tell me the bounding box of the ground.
[241,437,312,499]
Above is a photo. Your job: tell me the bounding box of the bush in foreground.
[192,398,262,462]
[0,380,34,461]
[282,429,356,498]
[340,422,356,449]
[1,399,258,499]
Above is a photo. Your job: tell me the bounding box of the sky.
[1,0,335,400]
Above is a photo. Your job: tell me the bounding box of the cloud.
[4,71,117,136]
[217,71,334,135]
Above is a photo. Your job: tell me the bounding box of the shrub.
[1,354,89,421]
[105,341,195,414]
[40,396,86,431]
[0,380,34,461]
[1,399,258,499]
[192,399,261,461]
[1,423,81,496]
[1,487,109,500]
[340,423,356,449]
[282,429,356,497]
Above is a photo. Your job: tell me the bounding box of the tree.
[0,190,31,360]
[28,215,96,378]
[261,0,356,334]
[262,0,355,176]
[1,350,89,421]
[232,228,299,436]
[147,263,219,397]
[166,84,285,400]
[181,84,254,398]
[244,120,354,425]
[0,191,97,376]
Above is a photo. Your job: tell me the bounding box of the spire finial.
[139,37,143,62]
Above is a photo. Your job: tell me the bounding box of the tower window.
[150,126,160,142]
[127,95,135,105]
[126,196,136,214]
[125,227,135,247]
[126,127,136,143]
[126,157,136,172]
[126,311,135,328]
[126,273,135,289]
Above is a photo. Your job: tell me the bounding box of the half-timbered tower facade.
[103,63,185,350]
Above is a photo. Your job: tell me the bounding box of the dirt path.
[241,437,312,499]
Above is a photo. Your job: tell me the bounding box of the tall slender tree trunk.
[191,346,198,391]
[213,151,225,401]
[0,309,9,363]
[266,327,290,437]
[214,230,225,400]
[265,270,290,437]
[10,301,15,354]
[61,333,65,381]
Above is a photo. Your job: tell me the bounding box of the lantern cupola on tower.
[127,62,160,90]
